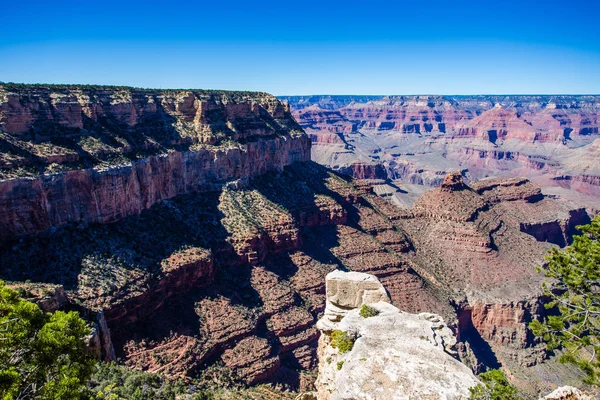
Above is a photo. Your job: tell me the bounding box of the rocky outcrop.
[542,386,595,400]
[7,282,67,312]
[315,270,479,400]
[316,270,390,332]
[519,208,590,247]
[102,248,214,324]
[336,162,388,180]
[87,312,117,362]
[470,177,543,203]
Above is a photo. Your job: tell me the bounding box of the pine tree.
[530,215,600,385]
[0,281,96,399]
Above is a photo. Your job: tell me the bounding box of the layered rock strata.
[0,161,428,385]
[281,95,600,209]
[0,84,309,242]
[0,87,594,394]
[378,172,591,395]
[1,161,590,391]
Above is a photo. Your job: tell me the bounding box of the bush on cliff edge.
[330,330,355,354]
[530,215,600,385]
[0,281,96,400]
[468,369,521,400]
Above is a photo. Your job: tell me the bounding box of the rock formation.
[0,85,595,396]
[7,282,67,312]
[315,270,479,400]
[0,160,589,393]
[281,95,600,210]
[0,84,309,242]
[542,386,595,400]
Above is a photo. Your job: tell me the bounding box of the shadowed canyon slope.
[0,84,308,241]
[280,95,600,210]
[0,85,594,397]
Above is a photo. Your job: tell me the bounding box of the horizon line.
[277,93,600,97]
[2,82,600,98]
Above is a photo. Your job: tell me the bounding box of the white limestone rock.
[315,270,479,400]
[542,386,595,400]
[317,270,391,333]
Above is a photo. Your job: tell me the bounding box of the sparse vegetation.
[530,215,600,385]
[89,362,191,400]
[359,304,380,318]
[330,330,355,354]
[0,82,270,96]
[468,369,521,400]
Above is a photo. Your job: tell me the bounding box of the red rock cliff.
[0,84,310,242]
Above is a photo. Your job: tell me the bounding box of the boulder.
[542,386,595,400]
[317,270,390,332]
[315,270,479,400]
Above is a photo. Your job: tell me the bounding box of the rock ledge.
[315,270,479,400]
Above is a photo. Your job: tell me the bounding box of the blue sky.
[1,0,599,95]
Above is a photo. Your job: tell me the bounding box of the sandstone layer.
[281,95,600,210]
[0,84,309,241]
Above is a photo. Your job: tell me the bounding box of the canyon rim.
[0,83,598,399]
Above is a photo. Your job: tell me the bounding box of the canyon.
[0,85,596,398]
[280,95,600,211]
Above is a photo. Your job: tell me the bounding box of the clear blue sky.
[1,0,599,95]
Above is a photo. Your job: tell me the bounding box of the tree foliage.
[0,281,96,399]
[468,369,521,400]
[530,215,600,385]
[89,362,194,400]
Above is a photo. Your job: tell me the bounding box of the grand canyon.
[1,84,598,399]
[280,95,600,211]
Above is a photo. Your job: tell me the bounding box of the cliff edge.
[0,84,310,241]
[315,270,479,400]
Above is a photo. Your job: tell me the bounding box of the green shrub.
[468,369,521,400]
[330,330,355,354]
[89,362,196,399]
[336,361,344,370]
[0,281,96,400]
[359,304,380,318]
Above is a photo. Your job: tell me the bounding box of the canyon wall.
[281,95,600,210]
[1,161,589,394]
[0,84,309,241]
[0,136,309,241]
[0,85,593,395]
